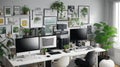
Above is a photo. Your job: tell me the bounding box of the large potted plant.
[94,22,117,67]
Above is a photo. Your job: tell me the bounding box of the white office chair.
[53,56,69,67]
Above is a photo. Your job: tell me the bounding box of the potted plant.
[63,44,69,52]
[93,22,117,66]
[50,0,65,12]
[41,48,47,55]
[22,5,30,15]
[22,28,30,37]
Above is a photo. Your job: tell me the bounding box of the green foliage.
[22,5,30,14]
[50,1,65,12]
[63,45,69,49]
[94,22,117,50]
[81,7,88,17]
[22,28,30,33]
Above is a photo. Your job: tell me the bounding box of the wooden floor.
[115,64,120,67]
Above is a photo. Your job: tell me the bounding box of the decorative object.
[5,17,15,25]
[12,25,20,34]
[13,6,20,15]
[99,59,115,67]
[21,5,30,15]
[50,1,65,12]
[41,48,47,55]
[0,26,6,34]
[4,6,12,16]
[45,25,53,35]
[22,28,30,37]
[58,10,68,21]
[78,5,90,24]
[63,44,69,52]
[44,17,57,25]
[20,18,29,28]
[44,9,57,16]
[68,5,75,15]
[0,17,4,25]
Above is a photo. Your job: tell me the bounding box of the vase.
[99,59,115,67]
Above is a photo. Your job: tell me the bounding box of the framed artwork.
[68,5,75,15]
[0,26,6,34]
[44,17,57,25]
[0,17,4,25]
[20,18,29,28]
[6,17,19,25]
[78,5,90,24]
[13,6,20,15]
[44,9,57,16]
[58,10,68,21]
[31,9,43,28]
[12,25,20,34]
[0,8,3,16]
[45,25,53,35]
[4,6,12,16]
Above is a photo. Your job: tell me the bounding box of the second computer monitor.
[40,35,57,49]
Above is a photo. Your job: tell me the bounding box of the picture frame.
[13,6,21,15]
[30,9,43,28]
[0,8,4,16]
[68,5,75,15]
[44,9,57,16]
[0,26,6,34]
[0,17,4,25]
[12,25,20,34]
[20,18,29,28]
[6,17,19,25]
[44,16,57,25]
[4,6,12,16]
[44,25,53,35]
[78,5,90,24]
[58,10,68,21]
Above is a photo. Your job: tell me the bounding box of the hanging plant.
[50,1,65,12]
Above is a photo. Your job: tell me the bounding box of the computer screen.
[15,37,39,53]
[40,35,57,49]
[70,28,87,46]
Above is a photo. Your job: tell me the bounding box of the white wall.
[0,0,105,24]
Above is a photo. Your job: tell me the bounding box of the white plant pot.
[99,59,115,67]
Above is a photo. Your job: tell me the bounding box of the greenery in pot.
[50,0,65,12]
[22,28,30,36]
[22,5,30,15]
[63,44,69,52]
[94,22,117,59]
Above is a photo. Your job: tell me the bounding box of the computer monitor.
[70,28,87,46]
[15,37,40,56]
[40,35,57,49]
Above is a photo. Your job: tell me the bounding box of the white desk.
[4,47,105,67]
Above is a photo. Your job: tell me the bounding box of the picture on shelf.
[12,25,20,34]
[44,9,57,16]
[45,25,53,35]
[20,18,29,28]
[44,17,57,25]
[0,17,4,25]
[13,6,21,15]
[31,9,43,28]
[58,10,68,21]
[78,5,90,24]
[4,6,12,16]
[68,5,75,15]
[0,26,6,34]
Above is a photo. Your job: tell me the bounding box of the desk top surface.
[5,47,105,66]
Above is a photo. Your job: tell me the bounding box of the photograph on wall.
[0,8,3,16]
[58,10,68,21]
[13,6,21,15]
[6,17,19,25]
[0,26,6,34]
[44,9,57,16]
[78,5,90,24]
[20,18,29,28]
[68,5,75,15]
[44,17,57,25]
[4,6,12,16]
[45,25,53,35]
[12,25,20,34]
[0,17,4,25]
[31,9,43,28]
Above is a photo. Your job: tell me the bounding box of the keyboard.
[49,51,61,55]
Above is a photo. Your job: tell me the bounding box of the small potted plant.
[63,44,69,52]
[50,1,65,12]
[22,5,30,15]
[41,48,47,55]
[22,28,30,37]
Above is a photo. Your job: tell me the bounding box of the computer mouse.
[46,55,50,57]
